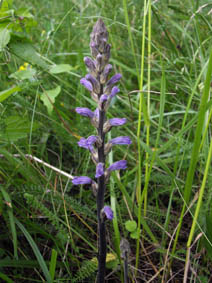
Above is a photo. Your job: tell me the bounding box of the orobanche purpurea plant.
[72,19,132,282]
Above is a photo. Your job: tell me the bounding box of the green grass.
[0,0,212,282]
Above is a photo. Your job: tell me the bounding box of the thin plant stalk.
[122,0,140,83]
[143,0,151,218]
[161,55,209,274]
[169,48,212,272]
[97,108,107,282]
[184,125,212,281]
[135,0,147,272]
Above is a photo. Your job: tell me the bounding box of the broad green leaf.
[125,220,137,232]
[9,68,36,80]
[9,42,49,69]
[49,64,73,74]
[0,86,21,102]
[0,0,13,11]
[130,229,140,239]
[0,115,39,142]
[15,8,33,18]
[40,86,61,115]
[0,28,10,50]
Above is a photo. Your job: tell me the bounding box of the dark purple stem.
[96,85,107,283]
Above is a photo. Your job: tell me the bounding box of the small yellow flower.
[106,253,116,262]
[18,62,29,71]
[18,65,26,71]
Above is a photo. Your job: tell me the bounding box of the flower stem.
[97,102,107,282]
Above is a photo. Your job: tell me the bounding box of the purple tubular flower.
[103,206,114,220]
[80,78,93,92]
[109,136,132,145]
[109,86,120,99]
[95,163,104,178]
[109,118,127,126]
[94,108,100,120]
[84,57,96,71]
[75,107,94,118]
[78,138,88,149]
[87,135,98,145]
[107,73,122,86]
[85,74,100,94]
[72,176,93,185]
[78,135,97,151]
[100,94,108,103]
[108,160,127,171]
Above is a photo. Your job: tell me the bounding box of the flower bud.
[104,143,113,155]
[84,57,97,76]
[91,181,98,196]
[95,163,104,178]
[101,206,114,220]
[85,74,101,94]
[103,118,127,133]
[90,42,99,58]
[100,64,112,84]
[108,160,127,171]
[96,54,104,72]
[99,94,108,110]
[72,176,93,185]
[109,136,132,145]
[104,73,122,94]
[91,150,98,165]
[75,107,94,118]
[80,78,93,92]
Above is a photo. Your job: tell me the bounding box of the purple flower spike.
[75,107,94,118]
[109,86,120,99]
[109,136,132,145]
[95,163,104,178]
[103,206,114,220]
[109,118,127,126]
[80,78,93,92]
[72,176,93,185]
[108,160,127,172]
[107,73,122,86]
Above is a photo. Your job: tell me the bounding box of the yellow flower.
[18,62,29,71]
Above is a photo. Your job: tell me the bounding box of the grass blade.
[0,186,18,259]
[49,249,58,281]
[14,218,52,283]
[171,48,212,269]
